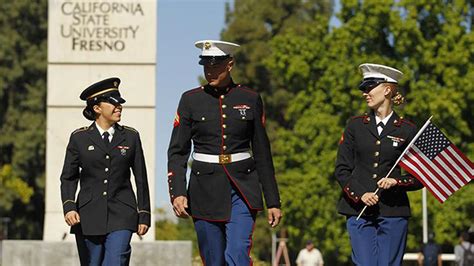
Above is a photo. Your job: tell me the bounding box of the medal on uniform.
[387,135,405,147]
[117,145,129,156]
[233,104,251,116]
[88,145,94,151]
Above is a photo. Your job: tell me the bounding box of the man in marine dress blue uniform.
[167,40,282,265]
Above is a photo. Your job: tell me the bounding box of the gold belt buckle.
[219,154,232,164]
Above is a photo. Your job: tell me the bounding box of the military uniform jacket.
[60,123,151,235]
[167,82,281,221]
[335,111,423,217]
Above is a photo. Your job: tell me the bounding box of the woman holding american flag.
[335,63,424,266]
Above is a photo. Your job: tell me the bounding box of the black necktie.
[377,122,385,135]
[103,132,110,148]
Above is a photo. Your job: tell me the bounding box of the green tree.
[222,2,334,262]
[155,208,200,257]
[155,209,180,241]
[268,0,474,264]
[0,0,47,238]
[222,0,334,126]
[224,0,474,264]
[0,165,34,212]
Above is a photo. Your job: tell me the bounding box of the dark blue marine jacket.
[167,83,281,221]
[335,112,423,217]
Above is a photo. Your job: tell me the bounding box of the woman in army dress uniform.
[60,77,151,265]
[167,40,282,266]
[335,64,424,266]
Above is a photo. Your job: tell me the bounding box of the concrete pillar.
[44,0,157,242]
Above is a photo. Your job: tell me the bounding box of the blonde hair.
[392,91,405,105]
[387,84,405,106]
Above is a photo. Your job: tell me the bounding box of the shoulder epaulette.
[183,86,204,96]
[72,126,88,134]
[350,115,367,120]
[236,84,258,95]
[393,116,416,127]
[400,118,416,127]
[123,125,138,133]
[350,114,371,124]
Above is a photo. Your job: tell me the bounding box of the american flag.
[399,122,473,203]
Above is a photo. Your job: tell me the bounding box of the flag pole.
[356,116,433,220]
[422,187,428,243]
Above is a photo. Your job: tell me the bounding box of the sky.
[155,0,232,209]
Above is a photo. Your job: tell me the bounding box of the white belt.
[193,152,251,164]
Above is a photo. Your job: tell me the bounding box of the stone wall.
[1,240,191,266]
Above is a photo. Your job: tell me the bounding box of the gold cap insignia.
[204,42,211,50]
[113,81,118,87]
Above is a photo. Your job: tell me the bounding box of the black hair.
[82,106,96,121]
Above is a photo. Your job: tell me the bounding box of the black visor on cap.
[103,91,126,105]
[106,96,126,105]
[199,55,230,66]
[359,78,396,92]
[88,91,125,106]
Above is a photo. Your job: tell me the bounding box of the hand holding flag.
[356,117,473,219]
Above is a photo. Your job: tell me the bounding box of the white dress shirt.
[375,111,393,135]
[95,123,115,142]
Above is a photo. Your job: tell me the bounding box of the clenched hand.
[267,208,282,228]
[64,211,80,226]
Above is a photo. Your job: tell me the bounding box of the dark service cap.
[80,77,126,105]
